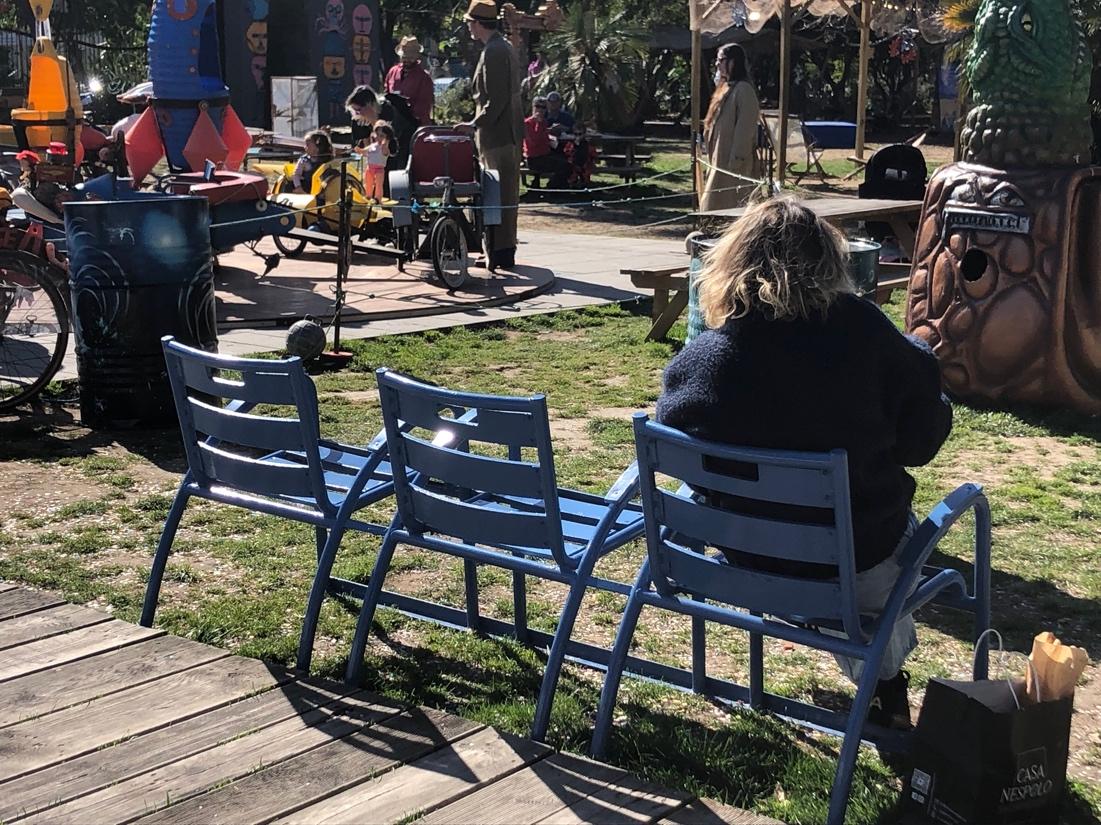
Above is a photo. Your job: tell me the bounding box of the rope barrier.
[527,163,692,195]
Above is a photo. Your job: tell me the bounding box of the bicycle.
[0,246,70,411]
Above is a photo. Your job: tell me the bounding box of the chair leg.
[591,573,648,759]
[749,618,764,709]
[463,559,481,633]
[297,520,348,673]
[827,642,891,825]
[512,566,529,644]
[690,600,706,694]
[973,505,993,680]
[344,530,399,684]
[531,555,600,741]
[140,485,190,627]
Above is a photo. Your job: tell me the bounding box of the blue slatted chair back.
[376,369,569,568]
[162,337,338,516]
[632,414,866,642]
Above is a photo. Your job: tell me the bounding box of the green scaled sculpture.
[959,0,1093,166]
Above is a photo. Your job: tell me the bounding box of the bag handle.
[974,628,1040,708]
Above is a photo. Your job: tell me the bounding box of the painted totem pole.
[905,0,1101,414]
[310,0,381,124]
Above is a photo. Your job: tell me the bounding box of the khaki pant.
[479,142,520,252]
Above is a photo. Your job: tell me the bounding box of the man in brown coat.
[455,0,522,269]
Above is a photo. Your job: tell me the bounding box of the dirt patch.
[0,462,98,516]
[939,436,1095,489]
[1069,665,1101,783]
[550,417,592,452]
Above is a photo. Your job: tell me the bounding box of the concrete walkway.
[57,229,685,379]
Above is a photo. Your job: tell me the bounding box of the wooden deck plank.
[658,798,785,825]
[132,708,480,825]
[532,759,689,825]
[0,588,65,621]
[0,603,112,651]
[274,726,551,825]
[0,619,162,683]
[419,751,634,825]
[0,635,228,728]
[0,656,289,783]
[0,679,357,823]
[18,691,405,825]
[0,582,20,593]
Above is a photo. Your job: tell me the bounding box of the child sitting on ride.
[292,130,333,193]
[358,120,395,202]
[564,122,598,187]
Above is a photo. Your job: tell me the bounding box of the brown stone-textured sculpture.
[906,0,1101,414]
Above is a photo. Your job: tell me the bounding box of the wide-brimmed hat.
[397,36,424,60]
[464,0,498,22]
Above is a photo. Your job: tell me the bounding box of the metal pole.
[690,25,702,211]
[855,0,871,160]
[778,0,791,185]
[332,161,351,354]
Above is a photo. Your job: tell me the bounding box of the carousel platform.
[215,239,557,329]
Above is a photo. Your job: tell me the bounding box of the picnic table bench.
[625,266,911,341]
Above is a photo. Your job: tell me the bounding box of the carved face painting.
[317,0,345,33]
[251,54,267,88]
[245,21,268,55]
[353,64,373,87]
[352,4,373,35]
[352,35,371,64]
[323,55,346,79]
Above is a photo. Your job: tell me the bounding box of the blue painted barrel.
[687,236,716,343]
[64,196,218,428]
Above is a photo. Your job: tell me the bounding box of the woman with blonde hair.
[657,197,953,730]
[700,43,761,211]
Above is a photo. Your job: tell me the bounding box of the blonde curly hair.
[698,196,854,327]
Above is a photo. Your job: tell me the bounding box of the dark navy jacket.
[656,293,952,574]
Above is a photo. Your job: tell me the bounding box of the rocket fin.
[221,106,252,172]
[125,107,165,183]
[182,107,228,171]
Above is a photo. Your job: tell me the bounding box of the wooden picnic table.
[694,195,923,259]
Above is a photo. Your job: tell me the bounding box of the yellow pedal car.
[269,158,394,258]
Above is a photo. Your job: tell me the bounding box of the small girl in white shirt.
[360,121,395,202]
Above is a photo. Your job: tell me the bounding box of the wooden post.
[690,25,702,210]
[855,0,871,159]
[777,0,791,185]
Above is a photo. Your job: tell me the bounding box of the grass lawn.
[2,298,1100,823]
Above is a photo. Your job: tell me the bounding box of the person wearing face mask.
[700,43,761,211]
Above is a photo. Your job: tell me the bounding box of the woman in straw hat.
[385,36,435,126]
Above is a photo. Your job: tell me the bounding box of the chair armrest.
[604,460,639,504]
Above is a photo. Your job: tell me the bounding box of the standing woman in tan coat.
[700,43,761,212]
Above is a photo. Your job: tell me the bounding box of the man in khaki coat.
[456,0,523,269]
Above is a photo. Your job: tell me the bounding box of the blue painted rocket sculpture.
[126,0,252,183]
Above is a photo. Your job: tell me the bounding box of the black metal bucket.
[64,196,217,429]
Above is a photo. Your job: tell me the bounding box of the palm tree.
[534,5,648,129]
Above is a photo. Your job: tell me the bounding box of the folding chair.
[591,414,992,825]
[344,369,645,741]
[141,337,396,673]
[760,110,828,183]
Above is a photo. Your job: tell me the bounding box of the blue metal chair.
[141,337,396,673]
[591,414,991,825]
[344,369,646,741]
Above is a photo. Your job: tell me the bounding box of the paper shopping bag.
[905,677,1073,824]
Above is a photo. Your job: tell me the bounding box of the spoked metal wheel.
[273,230,307,257]
[0,251,69,411]
[430,214,468,289]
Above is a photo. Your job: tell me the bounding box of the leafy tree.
[535,4,647,129]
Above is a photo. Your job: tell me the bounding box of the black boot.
[867,670,912,730]
[489,247,516,270]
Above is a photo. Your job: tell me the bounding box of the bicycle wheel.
[273,230,307,257]
[430,214,468,289]
[0,251,69,411]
